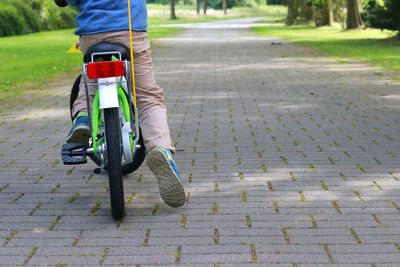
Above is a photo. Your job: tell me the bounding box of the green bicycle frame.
[91,86,132,155]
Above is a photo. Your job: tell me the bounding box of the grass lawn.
[0,25,180,101]
[0,4,286,101]
[148,3,286,19]
[253,21,400,73]
[1,30,81,99]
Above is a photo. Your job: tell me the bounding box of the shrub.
[0,0,77,37]
[365,0,400,36]
[0,4,29,36]
[13,0,43,33]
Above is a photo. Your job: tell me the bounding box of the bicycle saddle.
[83,42,130,63]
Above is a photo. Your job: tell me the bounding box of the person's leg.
[68,34,103,143]
[113,31,174,152]
[71,34,104,118]
[113,31,185,207]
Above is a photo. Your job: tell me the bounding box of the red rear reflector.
[87,61,124,79]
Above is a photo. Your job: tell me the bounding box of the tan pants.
[72,31,173,152]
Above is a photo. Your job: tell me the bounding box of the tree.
[286,0,314,25]
[365,0,400,37]
[321,0,333,26]
[301,0,314,23]
[196,0,200,14]
[204,0,208,14]
[314,0,334,26]
[287,0,299,25]
[170,0,176,19]
[346,0,363,29]
[223,0,227,14]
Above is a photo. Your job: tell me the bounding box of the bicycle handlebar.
[54,0,68,7]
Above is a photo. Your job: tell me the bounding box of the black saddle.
[83,42,130,63]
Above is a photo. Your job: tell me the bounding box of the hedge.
[0,0,77,37]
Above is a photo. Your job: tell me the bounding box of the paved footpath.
[1,18,400,266]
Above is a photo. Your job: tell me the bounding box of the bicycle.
[57,0,145,219]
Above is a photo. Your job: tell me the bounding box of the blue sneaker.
[66,112,90,144]
[146,148,185,207]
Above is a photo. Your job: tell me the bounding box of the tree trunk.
[223,0,227,14]
[170,0,176,20]
[203,0,208,15]
[320,0,333,26]
[196,0,200,14]
[346,0,363,29]
[287,0,298,25]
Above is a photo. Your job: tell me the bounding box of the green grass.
[147,3,287,19]
[0,29,81,98]
[0,4,286,100]
[148,25,182,39]
[253,21,400,72]
[0,25,180,100]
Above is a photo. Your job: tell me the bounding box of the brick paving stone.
[103,254,176,265]
[35,247,103,256]
[297,265,371,267]
[1,17,400,265]
[289,235,356,245]
[107,246,176,255]
[333,253,400,264]
[8,238,74,247]
[28,255,100,265]
[0,256,25,265]
[328,244,398,254]
[76,237,143,246]
[180,253,251,264]
[182,244,249,254]
[219,264,293,267]
[256,253,330,263]
[0,247,32,256]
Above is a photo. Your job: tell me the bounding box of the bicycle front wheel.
[104,107,125,219]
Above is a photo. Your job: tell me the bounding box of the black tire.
[70,75,146,174]
[104,108,125,220]
[70,75,82,121]
[86,122,145,176]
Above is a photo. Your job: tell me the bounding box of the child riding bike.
[61,0,185,208]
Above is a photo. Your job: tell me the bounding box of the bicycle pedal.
[61,143,88,165]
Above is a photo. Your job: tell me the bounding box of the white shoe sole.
[147,149,185,208]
